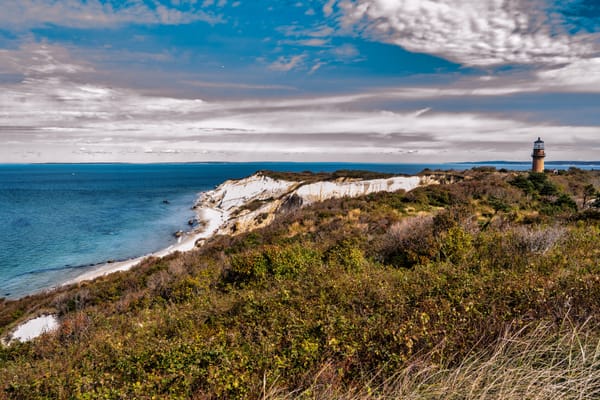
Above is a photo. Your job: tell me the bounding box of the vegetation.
[259,170,396,183]
[2,168,600,399]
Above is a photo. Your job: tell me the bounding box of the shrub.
[488,195,512,213]
[228,250,270,283]
[325,240,368,272]
[378,216,437,267]
[265,244,321,278]
[510,225,566,255]
[226,244,321,284]
[510,172,559,198]
[439,226,473,264]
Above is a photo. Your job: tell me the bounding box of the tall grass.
[266,319,600,400]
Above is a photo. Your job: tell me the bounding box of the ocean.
[0,161,597,299]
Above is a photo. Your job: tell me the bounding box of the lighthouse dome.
[533,137,544,150]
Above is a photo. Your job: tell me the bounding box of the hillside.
[2,167,600,398]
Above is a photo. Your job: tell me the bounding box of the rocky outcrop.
[193,172,441,238]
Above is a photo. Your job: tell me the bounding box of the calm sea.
[0,162,597,299]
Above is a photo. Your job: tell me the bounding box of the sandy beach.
[63,207,228,286]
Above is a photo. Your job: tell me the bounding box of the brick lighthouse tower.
[532,137,545,173]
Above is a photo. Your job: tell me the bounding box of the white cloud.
[309,62,324,74]
[0,0,223,30]
[414,108,431,117]
[268,55,306,71]
[323,0,337,17]
[279,24,335,39]
[2,66,599,163]
[1,42,599,163]
[332,43,359,59]
[0,42,94,77]
[337,0,597,66]
[180,80,298,91]
[537,58,600,91]
[296,39,329,47]
[279,38,329,47]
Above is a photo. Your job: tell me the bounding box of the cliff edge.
[193,171,439,241]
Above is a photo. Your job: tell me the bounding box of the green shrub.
[325,240,368,272]
[440,226,473,264]
[229,250,270,283]
[265,244,321,278]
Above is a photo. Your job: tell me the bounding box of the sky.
[1,0,599,163]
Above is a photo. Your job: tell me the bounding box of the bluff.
[194,171,441,240]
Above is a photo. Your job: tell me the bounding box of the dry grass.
[266,319,600,400]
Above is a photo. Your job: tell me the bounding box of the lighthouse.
[532,137,545,173]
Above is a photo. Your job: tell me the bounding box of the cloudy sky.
[1,0,599,163]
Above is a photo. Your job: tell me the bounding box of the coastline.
[61,172,434,288]
[62,207,228,286]
[4,171,440,343]
[3,200,230,344]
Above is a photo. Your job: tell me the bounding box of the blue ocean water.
[1,162,598,299]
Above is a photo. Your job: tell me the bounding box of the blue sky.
[0,0,599,162]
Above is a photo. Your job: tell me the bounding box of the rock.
[173,230,184,238]
[188,219,196,226]
[162,200,170,204]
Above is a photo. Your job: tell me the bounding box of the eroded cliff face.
[199,174,299,212]
[193,172,442,240]
[294,176,423,204]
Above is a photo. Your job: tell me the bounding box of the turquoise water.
[0,162,597,299]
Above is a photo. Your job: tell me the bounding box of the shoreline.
[62,206,228,287]
[4,170,440,342]
[39,171,433,294]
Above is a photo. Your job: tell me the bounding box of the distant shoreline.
[1,160,600,166]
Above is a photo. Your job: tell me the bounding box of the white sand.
[63,206,228,285]
[11,315,59,342]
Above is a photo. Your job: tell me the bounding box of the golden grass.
[266,319,600,400]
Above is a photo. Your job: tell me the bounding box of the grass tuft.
[266,320,600,400]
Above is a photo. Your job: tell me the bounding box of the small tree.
[583,184,597,208]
